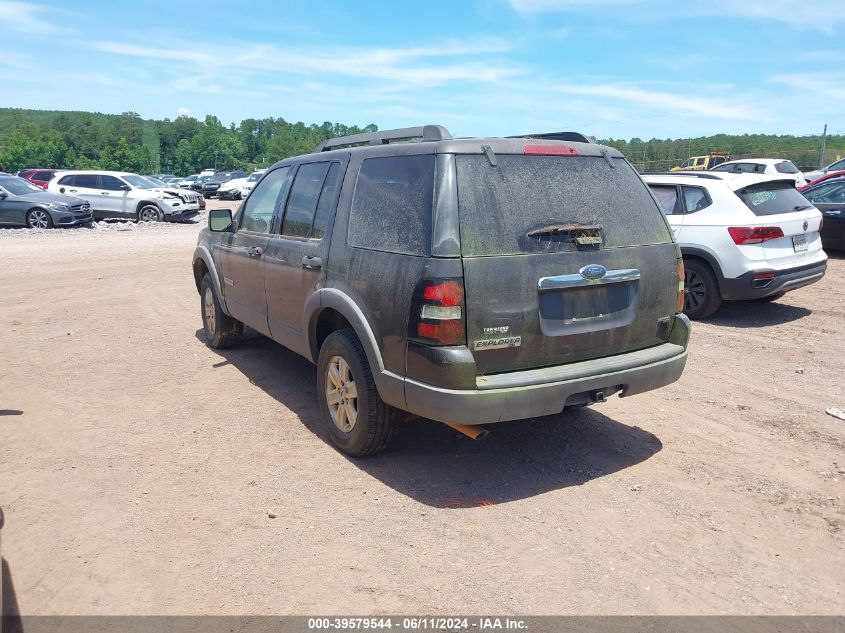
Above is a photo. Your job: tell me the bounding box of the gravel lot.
[1,201,843,615]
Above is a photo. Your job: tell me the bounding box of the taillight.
[676,259,685,313]
[409,278,466,346]
[727,226,785,245]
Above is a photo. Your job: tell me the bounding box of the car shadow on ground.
[702,300,812,328]
[2,507,23,632]
[198,330,663,507]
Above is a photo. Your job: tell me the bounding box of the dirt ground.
[1,201,843,615]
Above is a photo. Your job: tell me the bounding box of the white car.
[710,158,807,187]
[643,172,826,319]
[48,171,201,222]
[176,174,202,189]
[217,169,266,200]
[804,157,845,184]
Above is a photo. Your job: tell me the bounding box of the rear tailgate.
[733,180,824,268]
[456,153,679,375]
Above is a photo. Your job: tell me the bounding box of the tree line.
[0,108,377,175]
[0,107,841,175]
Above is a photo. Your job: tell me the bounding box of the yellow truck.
[671,152,730,171]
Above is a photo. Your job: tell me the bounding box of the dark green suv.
[193,126,690,456]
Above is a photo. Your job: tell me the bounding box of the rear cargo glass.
[736,181,813,216]
[456,155,672,256]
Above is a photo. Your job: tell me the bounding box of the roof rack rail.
[314,125,452,152]
[646,171,722,179]
[510,131,593,144]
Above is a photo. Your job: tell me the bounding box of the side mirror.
[209,208,234,232]
[0,191,7,199]
[120,184,131,191]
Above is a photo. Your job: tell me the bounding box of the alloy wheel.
[28,210,50,229]
[325,355,358,433]
[684,269,706,312]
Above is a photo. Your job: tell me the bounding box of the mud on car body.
[193,125,691,456]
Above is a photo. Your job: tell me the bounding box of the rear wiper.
[794,204,813,211]
[528,223,602,237]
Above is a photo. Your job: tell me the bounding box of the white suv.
[48,171,201,222]
[710,158,807,187]
[643,172,827,319]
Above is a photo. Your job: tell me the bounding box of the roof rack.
[510,131,593,144]
[314,125,452,152]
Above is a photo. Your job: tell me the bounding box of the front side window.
[281,162,331,237]
[100,175,127,191]
[682,186,710,213]
[806,182,845,204]
[348,155,434,256]
[649,185,679,215]
[240,166,290,233]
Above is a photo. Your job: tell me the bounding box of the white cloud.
[176,107,191,116]
[0,0,64,34]
[90,38,521,87]
[508,0,845,29]
[772,72,845,101]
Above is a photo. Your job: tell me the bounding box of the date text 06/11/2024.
[307,618,528,630]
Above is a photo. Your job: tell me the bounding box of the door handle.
[301,256,322,270]
[247,246,263,257]
[69,189,77,193]
[100,192,110,195]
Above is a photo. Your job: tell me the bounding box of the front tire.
[683,258,722,319]
[137,204,162,222]
[26,208,52,229]
[200,273,243,349]
[317,329,398,456]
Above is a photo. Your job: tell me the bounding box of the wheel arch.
[680,247,725,292]
[193,245,229,314]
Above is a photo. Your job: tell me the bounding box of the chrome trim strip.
[538,268,640,290]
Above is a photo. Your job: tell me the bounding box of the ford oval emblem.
[580,264,607,280]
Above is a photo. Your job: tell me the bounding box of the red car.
[799,170,845,192]
[19,168,60,190]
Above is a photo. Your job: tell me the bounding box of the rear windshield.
[774,161,799,174]
[456,155,672,256]
[736,181,813,216]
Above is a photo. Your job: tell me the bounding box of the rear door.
[265,159,346,349]
[733,179,824,267]
[456,153,679,375]
[57,174,103,216]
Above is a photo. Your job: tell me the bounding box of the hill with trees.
[0,107,841,175]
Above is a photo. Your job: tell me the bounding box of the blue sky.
[2,0,844,139]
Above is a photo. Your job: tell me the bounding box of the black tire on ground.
[755,292,785,303]
[683,258,722,320]
[200,273,243,349]
[26,208,53,229]
[137,204,162,222]
[316,329,398,457]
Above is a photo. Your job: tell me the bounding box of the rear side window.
[312,162,343,240]
[457,155,672,256]
[70,174,99,188]
[682,186,710,213]
[774,161,799,174]
[649,185,679,215]
[736,181,812,216]
[348,155,434,256]
[282,162,331,237]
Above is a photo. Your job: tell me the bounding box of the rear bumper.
[720,260,827,300]
[402,314,691,425]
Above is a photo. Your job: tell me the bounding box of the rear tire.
[317,329,398,457]
[683,258,722,319]
[200,273,243,349]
